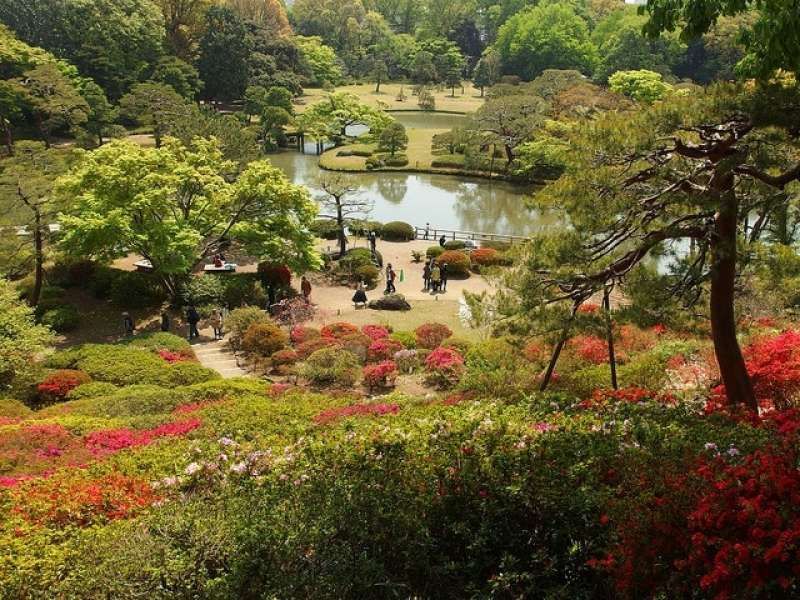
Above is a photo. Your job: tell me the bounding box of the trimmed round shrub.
[161,362,220,387]
[295,337,342,360]
[270,349,299,367]
[257,263,292,289]
[442,337,473,356]
[390,331,417,349]
[340,333,372,363]
[66,384,190,417]
[66,381,119,400]
[362,325,390,340]
[75,346,168,386]
[241,321,289,358]
[425,346,465,389]
[338,248,383,271]
[367,339,404,363]
[415,323,453,349]
[130,333,192,354]
[40,305,80,332]
[426,246,445,259]
[480,240,512,252]
[471,248,500,267]
[321,322,359,339]
[437,251,471,277]
[355,265,380,287]
[349,220,383,237]
[368,294,411,311]
[290,325,320,345]
[227,307,271,351]
[37,370,92,403]
[299,347,360,388]
[311,219,339,240]
[0,397,31,419]
[363,361,398,391]
[443,240,466,250]
[380,221,416,242]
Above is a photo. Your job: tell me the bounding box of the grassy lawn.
[297,82,484,114]
[319,127,443,171]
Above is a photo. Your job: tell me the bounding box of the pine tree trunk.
[603,290,618,390]
[336,202,346,258]
[540,303,579,391]
[709,168,757,412]
[31,208,44,307]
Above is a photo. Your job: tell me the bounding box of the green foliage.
[311,219,340,240]
[197,6,250,101]
[150,57,202,100]
[39,305,80,333]
[297,92,393,143]
[299,347,360,388]
[226,307,271,351]
[241,321,288,358]
[380,221,415,242]
[426,246,445,259]
[494,4,598,81]
[129,333,192,354]
[378,122,408,157]
[66,381,119,401]
[295,36,343,86]
[608,69,674,103]
[0,396,31,417]
[0,278,54,389]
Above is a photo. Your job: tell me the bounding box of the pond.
[268,111,557,236]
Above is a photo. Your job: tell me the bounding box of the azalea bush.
[241,321,288,358]
[299,348,361,388]
[320,322,360,339]
[415,323,453,349]
[290,325,320,345]
[295,336,342,360]
[394,349,420,373]
[437,251,471,277]
[226,307,271,351]
[367,338,404,363]
[362,324,390,340]
[425,347,465,388]
[363,361,398,391]
[37,370,92,404]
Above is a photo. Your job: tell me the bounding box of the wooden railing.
[413,226,529,245]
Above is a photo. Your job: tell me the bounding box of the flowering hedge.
[290,325,320,345]
[295,337,342,359]
[361,324,390,340]
[470,248,500,267]
[367,338,404,363]
[314,402,401,425]
[320,322,360,339]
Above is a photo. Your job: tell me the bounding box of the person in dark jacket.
[440,262,449,292]
[422,262,431,290]
[122,312,135,336]
[439,235,446,248]
[186,305,200,340]
[160,310,170,332]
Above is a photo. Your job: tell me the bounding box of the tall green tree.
[517,85,800,412]
[57,138,320,298]
[378,122,408,156]
[197,5,250,101]
[118,82,192,148]
[493,4,598,81]
[150,56,203,100]
[473,51,501,97]
[472,93,547,166]
[641,0,800,79]
[296,92,393,144]
[80,81,117,147]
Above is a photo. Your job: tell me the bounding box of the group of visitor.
[122,305,226,342]
[422,258,448,293]
[211,252,227,268]
[422,222,448,249]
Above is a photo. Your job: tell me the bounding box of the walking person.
[439,234,446,248]
[160,310,170,332]
[430,263,441,293]
[440,262,448,292]
[424,222,430,240]
[369,230,377,255]
[210,308,223,340]
[122,312,135,337]
[301,276,312,303]
[422,261,431,290]
[186,305,200,340]
[385,263,397,294]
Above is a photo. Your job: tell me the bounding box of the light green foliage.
[0,0,164,99]
[56,138,319,295]
[297,92,393,143]
[494,4,598,81]
[0,278,54,389]
[473,51,501,95]
[295,36,343,86]
[299,347,361,388]
[608,69,674,103]
[226,307,272,351]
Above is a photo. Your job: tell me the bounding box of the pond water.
[268,111,557,236]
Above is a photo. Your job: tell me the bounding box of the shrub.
[313,401,400,425]
[62,385,191,417]
[363,361,398,391]
[221,275,266,309]
[310,219,339,240]
[426,246,445,259]
[320,322,359,339]
[437,251,471,277]
[380,221,415,242]
[47,259,96,288]
[39,305,80,333]
[181,277,224,306]
[299,347,360,388]
[425,346,465,388]
[415,323,453,349]
[442,337,473,355]
[270,349,299,368]
[290,325,320,345]
[348,220,382,237]
[443,240,466,250]
[462,339,531,399]
[411,250,423,263]
[355,265,380,287]
[471,248,500,267]
[226,307,271,351]
[390,331,417,348]
[257,263,292,289]
[0,397,32,419]
[394,349,420,373]
[571,335,609,365]
[75,346,168,386]
[362,325,390,340]
[241,322,288,358]
[383,155,408,167]
[161,363,220,387]
[37,370,92,403]
[130,333,192,354]
[480,240,512,251]
[271,297,316,327]
[295,337,342,360]
[339,248,382,271]
[367,339,404,363]
[109,271,166,308]
[66,382,119,400]
[340,333,372,363]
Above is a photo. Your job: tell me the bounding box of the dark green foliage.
[380,221,416,242]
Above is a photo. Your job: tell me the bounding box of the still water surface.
[268,112,555,236]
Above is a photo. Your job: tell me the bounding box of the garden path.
[192,339,249,379]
